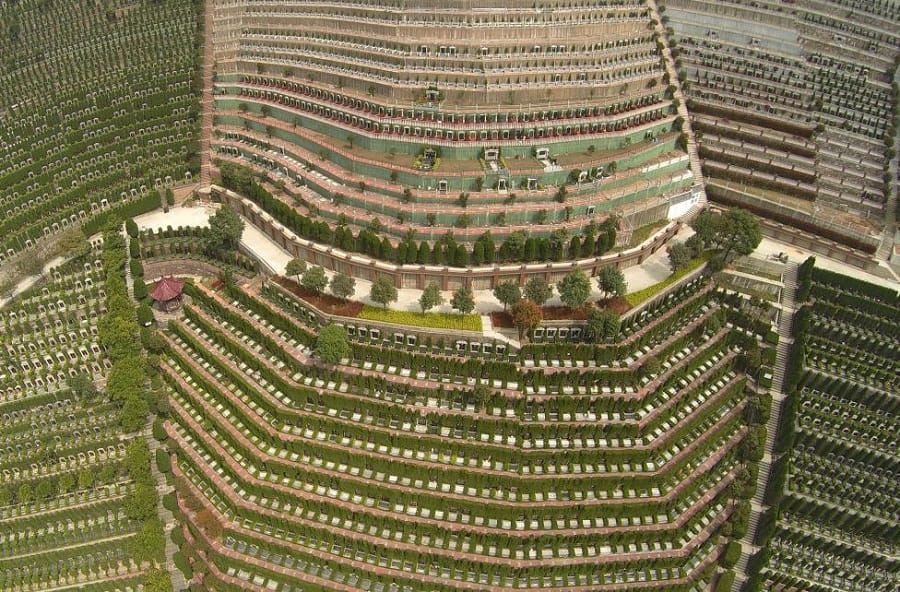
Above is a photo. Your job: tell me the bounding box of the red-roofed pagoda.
[149,276,185,312]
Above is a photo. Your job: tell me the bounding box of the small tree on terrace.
[370,276,398,309]
[286,257,307,282]
[315,324,350,365]
[78,468,94,490]
[419,282,443,313]
[597,265,627,299]
[511,299,543,342]
[66,373,98,401]
[493,280,521,311]
[451,286,475,315]
[667,241,693,272]
[524,277,553,306]
[301,266,328,294]
[143,568,172,592]
[558,269,592,309]
[329,273,356,300]
[207,205,244,252]
[587,308,620,343]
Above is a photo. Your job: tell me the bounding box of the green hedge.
[358,305,482,332]
[625,256,708,307]
[156,448,171,473]
[81,193,160,237]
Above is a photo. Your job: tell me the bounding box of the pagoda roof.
[149,276,185,302]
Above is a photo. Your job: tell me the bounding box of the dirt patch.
[490,311,514,328]
[600,297,631,315]
[491,298,629,328]
[541,306,590,321]
[273,276,364,317]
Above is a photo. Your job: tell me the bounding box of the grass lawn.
[359,306,482,332]
[617,219,669,251]
[625,256,709,307]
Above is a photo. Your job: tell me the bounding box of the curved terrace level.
[211,0,699,247]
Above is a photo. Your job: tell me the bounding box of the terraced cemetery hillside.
[0,0,201,264]
[0,228,167,591]
[159,267,775,591]
[749,262,899,592]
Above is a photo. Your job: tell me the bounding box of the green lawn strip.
[616,219,669,251]
[358,305,482,332]
[626,256,710,307]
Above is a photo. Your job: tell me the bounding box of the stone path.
[133,205,692,318]
[198,0,215,188]
[146,428,187,592]
[645,0,707,203]
[124,224,188,591]
[0,255,66,309]
[730,263,797,592]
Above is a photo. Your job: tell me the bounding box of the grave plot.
[0,237,158,591]
[757,267,899,592]
[162,273,770,591]
[0,0,200,261]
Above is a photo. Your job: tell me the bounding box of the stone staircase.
[198,0,215,188]
[146,429,187,592]
[127,223,188,591]
[646,0,708,208]
[731,263,798,592]
[875,67,899,262]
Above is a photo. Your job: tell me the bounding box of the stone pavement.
[133,206,693,315]
[751,236,899,289]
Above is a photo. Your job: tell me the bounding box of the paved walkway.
[0,255,67,309]
[750,236,899,289]
[133,206,693,315]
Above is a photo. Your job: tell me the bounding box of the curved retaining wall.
[214,185,682,289]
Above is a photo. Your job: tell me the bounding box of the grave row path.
[162,318,750,485]
[162,351,743,538]
[169,457,728,592]
[209,280,718,398]
[187,289,736,436]
[180,300,746,483]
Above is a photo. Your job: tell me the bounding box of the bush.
[358,306,482,332]
[721,541,742,568]
[714,571,735,592]
[162,492,177,512]
[137,303,154,326]
[173,551,192,579]
[171,525,186,547]
[126,219,139,238]
[156,448,171,473]
[133,278,148,301]
[152,418,168,442]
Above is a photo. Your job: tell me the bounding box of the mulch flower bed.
[491,297,630,328]
[273,276,364,317]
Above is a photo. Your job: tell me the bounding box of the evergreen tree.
[451,286,475,315]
